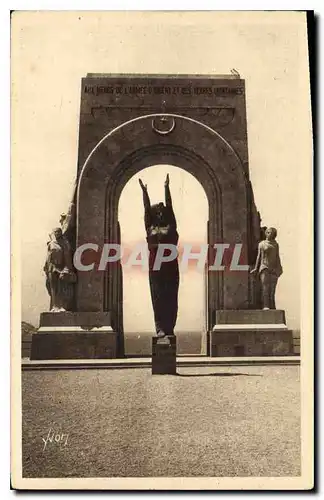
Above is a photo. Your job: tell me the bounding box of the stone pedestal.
[124,331,203,356]
[152,336,176,375]
[215,310,286,325]
[30,312,118,360]
[210,310,294,357]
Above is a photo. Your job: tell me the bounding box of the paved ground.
[21,366,300,478]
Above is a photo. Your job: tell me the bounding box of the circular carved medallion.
[152,116,176,135]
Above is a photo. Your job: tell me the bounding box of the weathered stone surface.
[39,312,112,328]
[152,336,176,374]
[215,309,286,325]
[30,330,117,360]
[210,328,294,357]
[78,74,249,173]
[176,332,203,355]
[32,312,117,360]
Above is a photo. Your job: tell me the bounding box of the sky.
[12,11,312,333]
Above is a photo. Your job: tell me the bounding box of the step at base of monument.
[30,329,118,360]
[210,327,294,357]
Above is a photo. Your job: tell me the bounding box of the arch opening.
[119,164,209,356]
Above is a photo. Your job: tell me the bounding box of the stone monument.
[30,73,293,360]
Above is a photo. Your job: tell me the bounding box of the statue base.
[30,312,118,360]
[152,335,176,375]
[210,310,294,356]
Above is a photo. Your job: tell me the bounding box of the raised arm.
[139,179,151,231]
[164,174,177,229]
[165,174,172,207]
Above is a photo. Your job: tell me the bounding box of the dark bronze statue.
[250,227,283,310]
[139,174,179,337]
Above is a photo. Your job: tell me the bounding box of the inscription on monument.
[84,84,244,96]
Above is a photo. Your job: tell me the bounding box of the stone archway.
[32,75,294,361]
[76,113,259,345]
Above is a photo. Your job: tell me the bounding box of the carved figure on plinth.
[139,174,179,337]
[44,180,78,312]
[44,227,76,312]
[250,227,283,310]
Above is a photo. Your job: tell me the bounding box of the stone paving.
[22,365,300,478]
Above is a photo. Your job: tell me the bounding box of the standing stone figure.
[139,174,179,337]
[250,227,283,310]
[44,227,76,312]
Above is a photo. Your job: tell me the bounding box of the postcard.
[11,10,313,490]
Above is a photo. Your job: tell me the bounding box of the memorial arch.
[33,74,292,361]
[76,112,260,353]
[119,164,209,355]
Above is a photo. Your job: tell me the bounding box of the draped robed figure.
[139,174,179,337]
